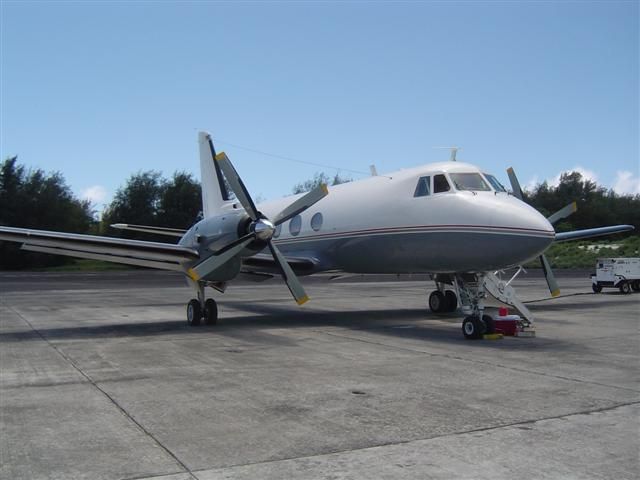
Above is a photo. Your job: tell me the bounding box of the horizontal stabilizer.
[555,225,634,242]
[111,224,186,237]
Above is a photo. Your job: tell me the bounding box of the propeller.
[187,151,329,305]
[506,167,578,298]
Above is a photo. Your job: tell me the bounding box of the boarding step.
[483,272,534,324]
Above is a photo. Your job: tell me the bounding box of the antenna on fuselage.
[433,146,462,162]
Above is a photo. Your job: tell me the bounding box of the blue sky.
[1,1,638,213]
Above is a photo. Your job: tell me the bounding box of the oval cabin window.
[311,212,323,231]
[289,215,302,236]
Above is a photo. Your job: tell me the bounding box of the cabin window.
[414,176,431,197]
[433,174,451,193]
[310,212,323,231]
[289,215,302,236]
[449,173,491,192]
[483,173,507,192]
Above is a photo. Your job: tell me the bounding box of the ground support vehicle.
[591,258,640,294]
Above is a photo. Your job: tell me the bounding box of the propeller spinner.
[187,152,329,305]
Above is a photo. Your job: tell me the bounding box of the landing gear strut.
[186,281,219,326]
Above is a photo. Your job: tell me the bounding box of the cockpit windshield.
[449,173,491,192]
[483,173,507,192]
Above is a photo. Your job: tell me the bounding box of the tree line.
[1,156,638,269]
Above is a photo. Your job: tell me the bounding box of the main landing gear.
[428,289,458,313]
[186,281,218,326]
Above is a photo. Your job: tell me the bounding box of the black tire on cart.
[619,282,631,294]
[631,280,640,292]
[592,283,602,293]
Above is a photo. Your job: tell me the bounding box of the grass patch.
[526,235,640,269]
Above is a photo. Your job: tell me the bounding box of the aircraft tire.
[482,314,495,334]
[620,282,631,294]
[444,290,458,312]
[592,283,602,293]
[462,316,485,340]
[204,298,218,325]
[187,299,202,326]
[429,291,446,313]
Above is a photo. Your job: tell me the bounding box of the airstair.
[483,271,534,325]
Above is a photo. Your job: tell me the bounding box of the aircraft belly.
[275,232,552,274]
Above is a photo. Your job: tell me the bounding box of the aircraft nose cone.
[462,194,555,270]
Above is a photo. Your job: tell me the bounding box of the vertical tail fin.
[198,131,231,218]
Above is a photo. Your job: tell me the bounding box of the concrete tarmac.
[1,271,638,480]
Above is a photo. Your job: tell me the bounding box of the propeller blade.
[506,167,524,200]
[187,234,254,281]
[215,152,260,220]
[539,254,560,297]
[547,202,577,225]
[272,183,329,227]
[268,241,309,305]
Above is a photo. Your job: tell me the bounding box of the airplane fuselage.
[179,161,555,276]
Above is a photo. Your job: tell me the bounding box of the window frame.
[433,173,451,194]
[413,176,431,197]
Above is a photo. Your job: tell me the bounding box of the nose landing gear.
[430,273,501,339]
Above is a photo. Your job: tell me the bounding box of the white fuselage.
[182,161,555,275]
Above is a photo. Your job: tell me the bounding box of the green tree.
[158,171,202,229]
[292,172,351,194]
[526,171,640,235]
[101,171,164,238]
[102,170,202,240]
[0,156,94,269]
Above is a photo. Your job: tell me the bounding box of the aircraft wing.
[0,226,199,271]
[242,252,317,276]
[110,223,186,237]
[555,225,634,242]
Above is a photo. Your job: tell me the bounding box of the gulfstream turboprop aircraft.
[0,132,633,339]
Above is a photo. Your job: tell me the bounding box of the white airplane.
[0,132,633,339]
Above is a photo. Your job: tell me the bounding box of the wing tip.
[551,289,561,298]
[296,295,310,305]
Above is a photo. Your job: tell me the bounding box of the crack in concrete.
[317,329,640,394]
[196,401,640,474]
[2,301,199,480]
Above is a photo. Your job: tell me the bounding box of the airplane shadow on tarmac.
[0,301,580,351]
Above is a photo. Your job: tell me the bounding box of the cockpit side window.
[483,173,506,192]
[449,173,491,192]
[433,174,451,193]
[414,176,431,197]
